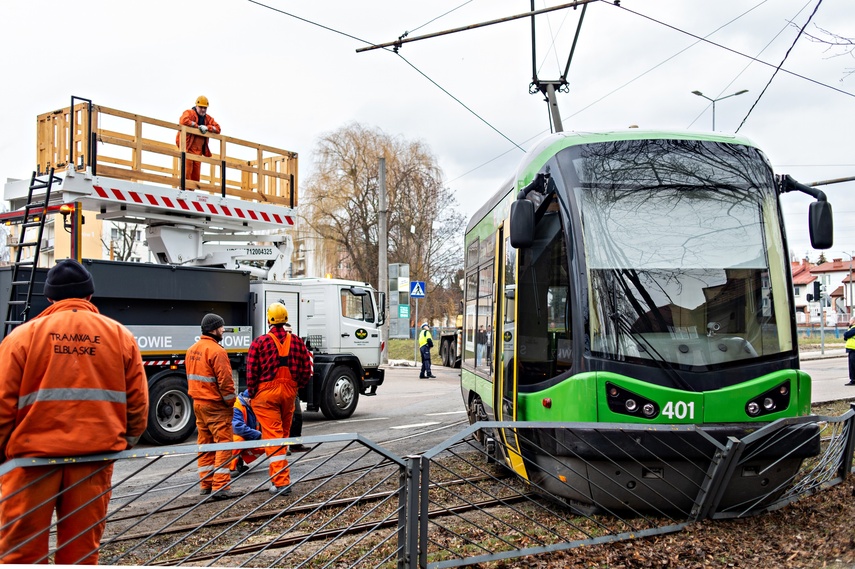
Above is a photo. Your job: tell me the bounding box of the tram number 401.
[661,400,696,420]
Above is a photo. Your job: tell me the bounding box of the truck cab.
[251,278,385,420]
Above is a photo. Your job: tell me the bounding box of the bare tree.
[800,24,855,80]
[102,222,142,262]
[303,123,464,321]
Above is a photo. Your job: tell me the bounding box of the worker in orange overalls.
[229,390,265,474]
[0,259,148,564]
[175,95,221,183]
[246,303,313,496]
[186,313,237,499]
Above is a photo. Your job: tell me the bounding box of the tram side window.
[464,271,478,365]
[477,264,494,374]
[467,239,479,266]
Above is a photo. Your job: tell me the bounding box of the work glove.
[124,435,140,449]
[199,124,208,134]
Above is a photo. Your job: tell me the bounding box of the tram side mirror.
[808,200,833,250]
[509,199,535,248]
[780,175,833,250]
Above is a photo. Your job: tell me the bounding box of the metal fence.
[0,407,853,567]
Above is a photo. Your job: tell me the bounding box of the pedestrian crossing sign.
[409,281,426,298]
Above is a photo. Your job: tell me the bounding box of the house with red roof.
[810,257,855,321]
[790,258,818,324]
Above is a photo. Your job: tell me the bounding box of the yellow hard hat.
[195,95,209,107]
[267,303,288,325]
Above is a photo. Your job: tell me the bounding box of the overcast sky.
[1,0,853,263]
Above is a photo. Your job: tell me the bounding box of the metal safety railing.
[0,408,852,567]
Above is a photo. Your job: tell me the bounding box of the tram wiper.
[608,269,697,393]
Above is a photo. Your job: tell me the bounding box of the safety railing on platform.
[0,408,852,567]
[35,100,298,206]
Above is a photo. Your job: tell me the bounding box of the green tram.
[460,130,833,512]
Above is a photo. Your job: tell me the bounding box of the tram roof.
[523,129,758,170]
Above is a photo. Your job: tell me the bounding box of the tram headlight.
[745,381,791,418]
[605,382,659,419]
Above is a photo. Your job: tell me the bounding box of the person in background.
[419,322,436,379]
[186,313,237,500]
[175,95,221,183]
[476,324,487,366]
[230,389,265,474]
[246,303,313,496]
[0,259,148,564]
[844,316,855,386]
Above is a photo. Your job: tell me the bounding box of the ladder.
[3,169,59,335]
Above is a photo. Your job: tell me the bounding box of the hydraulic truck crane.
[0,99,385,445]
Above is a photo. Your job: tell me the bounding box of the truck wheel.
[142,375,196,445]
[440,340,450,367]
[320,366,359,420]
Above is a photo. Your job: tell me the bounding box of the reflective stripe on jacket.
[0,298,148,460]
[186,335,236,406]
[418,329,432,348]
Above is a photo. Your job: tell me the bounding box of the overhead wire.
[686,0,813,129]
[394,53,525,152]
[449,0,775,184]
[449,0,842,185]
[735,0,825,132]
[407,0,476,36]
[246,0,523,153]
[609,1,854,100]
[536,0,572,77]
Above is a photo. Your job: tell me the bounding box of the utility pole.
[378,157,389,364]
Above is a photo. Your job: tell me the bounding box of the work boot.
[428,374,437,379]
[210,488,240,501]
[290,444,310,453]
[845,381,855,386]
[269,483,292,497]
[199,487,212,496]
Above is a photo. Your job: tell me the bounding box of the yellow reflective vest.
[845,325,855,351]
[418,328,432,348]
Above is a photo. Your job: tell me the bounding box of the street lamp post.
[691,89,749,131]
[845,252,854,321]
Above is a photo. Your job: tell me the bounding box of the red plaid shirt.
[246,325,313,397]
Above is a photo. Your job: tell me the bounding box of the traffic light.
[813,281,821,300]
[806,293,813,302]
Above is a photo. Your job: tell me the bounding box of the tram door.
[493,226,528,478]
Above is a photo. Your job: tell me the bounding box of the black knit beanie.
[44,259,95,301]
[201,313,225,333]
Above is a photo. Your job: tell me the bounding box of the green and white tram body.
[461,130,826,513]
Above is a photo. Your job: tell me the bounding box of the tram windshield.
[562,138,793,368]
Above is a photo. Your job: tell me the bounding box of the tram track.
[107,428,475,528]
[106,472,495,544]
[147,493,532,566]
